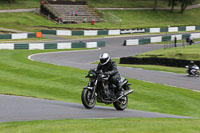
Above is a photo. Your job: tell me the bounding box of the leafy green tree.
[168,0,179,12]
[5,0,13,4]
[1,0,13,3]
[153,0,158,11]
[179,0,196,13]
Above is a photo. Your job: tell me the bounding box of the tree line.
[154,0,196,13]
[4,0,12,4]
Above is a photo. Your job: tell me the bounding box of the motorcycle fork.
[91,79,98,99]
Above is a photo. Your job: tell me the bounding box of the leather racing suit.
[96,59,121,90]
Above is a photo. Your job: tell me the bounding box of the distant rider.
[96,53,123,96]
[187,61,198,75]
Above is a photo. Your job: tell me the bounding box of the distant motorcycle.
[81,69,133,110]
[186,65,199,77]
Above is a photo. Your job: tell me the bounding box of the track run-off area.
[1,35,199,123]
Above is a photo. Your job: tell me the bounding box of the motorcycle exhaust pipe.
[117,89,134,100]
[124,89,134,95]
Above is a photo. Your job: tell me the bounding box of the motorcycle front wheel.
[81,89,96,109]
[113,95,128,110]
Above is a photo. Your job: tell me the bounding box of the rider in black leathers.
[97,53,123,96]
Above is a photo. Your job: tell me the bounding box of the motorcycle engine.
[103,83,110,98]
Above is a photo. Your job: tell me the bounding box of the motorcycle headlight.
[89,73,94,77]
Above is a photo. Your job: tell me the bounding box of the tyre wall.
[120,57,200,68]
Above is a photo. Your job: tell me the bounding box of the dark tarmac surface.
[0,95,193,123]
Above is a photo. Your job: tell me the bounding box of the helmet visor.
[100,58,107,64]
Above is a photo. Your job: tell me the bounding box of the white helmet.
[99,53,110,65]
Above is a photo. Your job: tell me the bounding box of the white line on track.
[141,79,200,93]
[28,48,101,61]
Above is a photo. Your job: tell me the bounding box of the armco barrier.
[120,57,200,68]
[124,33,200,46]
[41,29,120,36]
[42,29,138,36]
[147,25,200,33]
[41,25,200,37]
[0,33,37,40]
[0,41,105,50]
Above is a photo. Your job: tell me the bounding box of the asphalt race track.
[1,35,198,123]
[0,95,193,123]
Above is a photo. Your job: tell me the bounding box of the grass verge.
[0,118,200,133]
[135,43,200,60]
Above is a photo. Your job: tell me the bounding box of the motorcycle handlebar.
[95,70,110,79]
[99,73,110,78]
[88,68,110,79]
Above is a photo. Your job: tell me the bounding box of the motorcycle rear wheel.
[113,95,128,110]
[81,89,96,109]
[196,72,199,77]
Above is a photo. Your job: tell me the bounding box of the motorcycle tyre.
[81,89,96,109]
[113,95,128,111]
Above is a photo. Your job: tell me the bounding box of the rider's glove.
[105,72,110,76]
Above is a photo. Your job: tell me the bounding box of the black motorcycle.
[81,69,133,110]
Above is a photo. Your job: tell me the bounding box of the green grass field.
[103,8,200,29]
[0,118,200,133]
[135,43,200,60]
[0,0,40,10]
[0,12,56,32]
[1,7,200,31]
